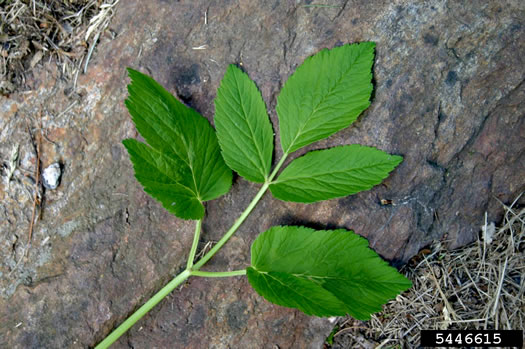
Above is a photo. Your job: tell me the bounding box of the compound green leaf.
[270,145,402,203]
[124,69,232,220]
[277,42,375,154]
[214,65,274,182]
[247,226,412,319]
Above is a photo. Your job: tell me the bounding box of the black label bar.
[420,330,523,347]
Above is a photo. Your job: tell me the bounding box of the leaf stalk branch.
[268,153,288,183]
[97,154,288,348]
[192,153,287,270]
[186,219,202,269]
[192,181,269,270]
[95,269,191,349]
[190,269,246,277]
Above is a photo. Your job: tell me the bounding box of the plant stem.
[269,153,288,183]
[192,153,287,271]
[95,269,191,349]
[192,182,269,270]
[186,219,202,269]
[191,269,246,277]
[97,154,289,347]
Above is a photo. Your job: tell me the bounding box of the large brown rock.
[1,0,523,348]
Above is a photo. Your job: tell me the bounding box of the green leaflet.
[270,145,402,203]
[247,226,412,319]
[122,139,204,219]
[123,69,232,220]
[277,42,375,154]
[215,65,274,183]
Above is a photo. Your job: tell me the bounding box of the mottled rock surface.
[1,0,524,348]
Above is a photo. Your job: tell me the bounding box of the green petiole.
[95,269,191,349]
[192,182,268,270]
[192,153,287,270]
[186,218,202,269]
[191,270,246,277]
[95,154,288,348]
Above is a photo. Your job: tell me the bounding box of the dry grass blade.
[329,194,525,348]
[7,112,43,275]
[0,0,119,94]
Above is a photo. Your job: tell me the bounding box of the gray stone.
[0,0,524,348]
[41,163,61,190]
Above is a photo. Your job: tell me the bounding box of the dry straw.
[331,194,524,348]
[0,0,119,94]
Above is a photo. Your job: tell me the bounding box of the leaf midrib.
[273,161,395,183]
[234,71,269,180]
[136,92,202,199]
[253,268,407,286]
[284,51,362,153]
[219,95,267,177]
[259,271,344,314]
[133,145,196,195]
[155,97,202,199]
